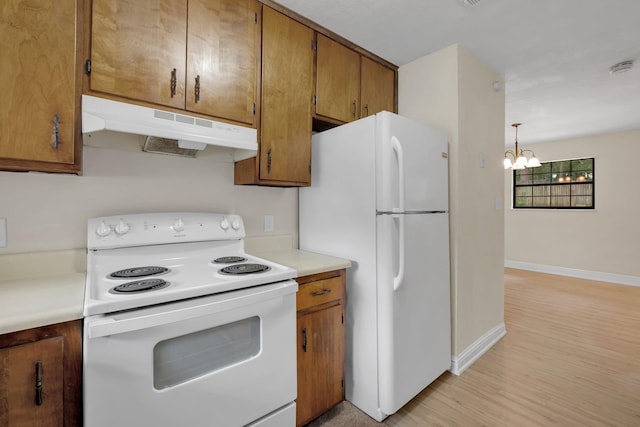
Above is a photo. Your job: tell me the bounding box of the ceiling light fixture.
[609,60,634,75]
[503,123,541,170]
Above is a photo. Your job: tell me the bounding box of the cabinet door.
[186,0,259,126]
[260,7,313,184]
[296,304,344,426]
[315,34,360,123]
[0,0,77,166]
[361,57,396,117]
[0,337,64,426]
[90,0,187,109]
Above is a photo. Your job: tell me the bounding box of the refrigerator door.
[375,112,448,213]
[376,212,451,417]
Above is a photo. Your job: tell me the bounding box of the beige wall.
[0,133,298,255]
[505,129,640,278]
[399,44,505,357]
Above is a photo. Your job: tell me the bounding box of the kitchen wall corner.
[399,43,506,362]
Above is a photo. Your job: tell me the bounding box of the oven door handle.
[87,280,297,339]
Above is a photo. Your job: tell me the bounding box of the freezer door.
[375,112,448,213]
[376,212,451,416]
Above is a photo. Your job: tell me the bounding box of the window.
[513,158,594,209]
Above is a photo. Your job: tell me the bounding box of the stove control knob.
[172,218,185,233]
[231,218,241,231]
[96,221,112,237]
[220,218,230,230]
[114,220,129,235]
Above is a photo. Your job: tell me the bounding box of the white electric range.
[83,212,297,427]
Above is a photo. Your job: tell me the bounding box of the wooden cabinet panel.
[186,0,259,125]
[315,34,360,123]
[297,304,344,426]
[361,56,396,117]
[0,320,81,427]
[295,269,345,426]
[256,6,313,185]
[90,0,187,109]
[297,276,344,312]
[0,338,64,427]
[0,0,79,171]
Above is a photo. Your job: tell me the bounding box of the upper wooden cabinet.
[186,0,259,125]
[315,34,361,124]
[0,0,82,173]
[235,6,314,186]
[361,56,396,117]
[89,0,259,126]
[314,33,396,126]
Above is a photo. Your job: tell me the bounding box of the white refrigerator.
[299,111,451,422]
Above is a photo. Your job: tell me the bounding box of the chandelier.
[503,123,541,170]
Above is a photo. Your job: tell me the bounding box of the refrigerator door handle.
[390,136,405,213]
[392,214,406,291]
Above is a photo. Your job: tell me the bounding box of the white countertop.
[0,249,86,335]
[246,234,351,277]
[0,236,350,336]
[0,273,85,335]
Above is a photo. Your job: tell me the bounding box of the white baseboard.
[449,322,506,376]
[504,260,640,287]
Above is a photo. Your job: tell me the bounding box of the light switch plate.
[0,218,6,248]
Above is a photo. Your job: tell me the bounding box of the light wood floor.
[385,268,640,427]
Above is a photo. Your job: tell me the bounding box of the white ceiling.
[275,0,640,145]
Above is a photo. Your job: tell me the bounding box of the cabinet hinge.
[85,59,91,75]
[312,95,317,105]
[312,39,317,51]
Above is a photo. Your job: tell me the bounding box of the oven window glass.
[153,316,261,389]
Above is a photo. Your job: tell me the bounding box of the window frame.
[512,157,595,210]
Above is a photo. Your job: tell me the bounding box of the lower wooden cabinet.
[296,269,345,426]
[0,320,82,427]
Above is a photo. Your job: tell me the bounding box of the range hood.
[81,95,257,161]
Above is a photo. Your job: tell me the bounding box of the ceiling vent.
[459,0,483,7]
[609,60,634,75]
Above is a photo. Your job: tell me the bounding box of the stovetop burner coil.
[213,256,248,264]
[109,266,169,279]
[219,263,271,275]
[109,278,169,294]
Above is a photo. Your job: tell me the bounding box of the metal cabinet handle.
[311,289,331,297]
[170,68,177,97]
[195,75,201,103]
[52,115,60,149]
[35,362,43,406]
[302,328,307,352]
[352,100,357,117]
[267,149,272,173]
[365,104,369,116]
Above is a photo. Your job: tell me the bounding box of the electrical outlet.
[0,218,7,248]
[264,215,274,232]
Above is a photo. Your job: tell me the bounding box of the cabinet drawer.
[297,277,344,311]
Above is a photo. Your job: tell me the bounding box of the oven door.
[84,280,298,427]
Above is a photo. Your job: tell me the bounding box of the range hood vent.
[81,95,257,161]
